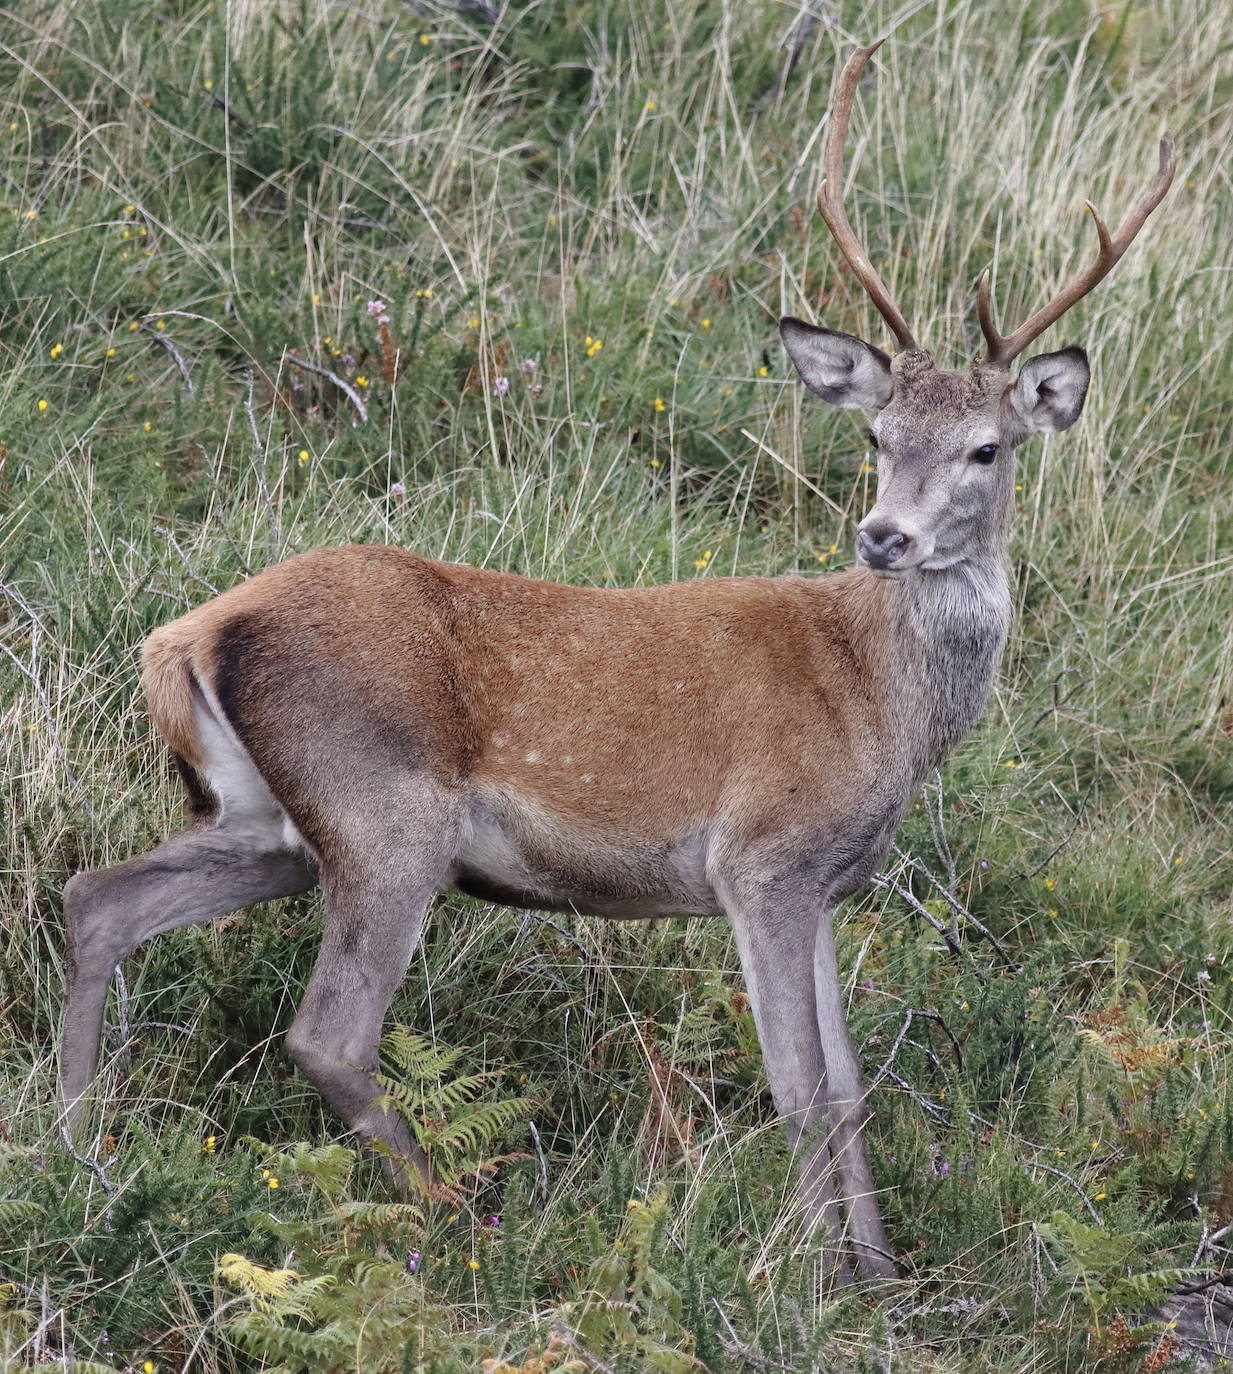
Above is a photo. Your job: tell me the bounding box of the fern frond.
[432,1097,535,1153]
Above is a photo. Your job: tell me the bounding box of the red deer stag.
[59,43,1174,1280]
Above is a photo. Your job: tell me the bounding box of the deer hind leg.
[723,881,848,1273]
[59,825,316,1135]
[283,779,462,1188]
[60,687,319,1135]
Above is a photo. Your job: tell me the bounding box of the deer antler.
[817,42,918,353]
[979,136,1177,367]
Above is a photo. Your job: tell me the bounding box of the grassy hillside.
[2,0,1232,1369]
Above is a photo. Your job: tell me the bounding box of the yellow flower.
[652,397,666,412]
[644,99,656,111]
[144,1362,156,1373]
[24,209,36,220]
[155,319,165,329]
[268,1177,279,1188]
[468,1258,479,1270]
[298,449,309,465]
[49,343,63,359]
[649,458,660,468]
[203,1135,216,1154]
[143,421,152,432]
[203,79,213,90]
[1094,1192,1107,1201]
[1090,1140,1100,1150]
[37,398,48,412]
[467,316,480,328]
[420,33,431,44]
[1046,908,1058,919]
[1043,877,1056,891]
[700,318,711,329]
[311,293,321,305]
[129,321,139,331]
[694,550,712,571]
[758,366,768,377]
[355,375,369,387]
[106,348,116,358]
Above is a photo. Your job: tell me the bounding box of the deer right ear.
[779,318,893,410]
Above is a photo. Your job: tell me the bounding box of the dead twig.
[140,320,195,394]
[284,350,369,424]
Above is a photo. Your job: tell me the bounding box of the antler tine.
[981,135,1177,367]
[817,42,918,353]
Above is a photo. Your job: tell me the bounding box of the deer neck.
[852,553,1012,778]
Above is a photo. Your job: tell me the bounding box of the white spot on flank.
[580,773,593,784]
[525,750,541,764]
[562,754,573,765]
[492,733,508,749]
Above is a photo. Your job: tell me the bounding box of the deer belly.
[451,793,719,919]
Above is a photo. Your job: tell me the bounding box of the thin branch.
[1171,1273,1233,1298]
[283,350,369,424]
[140,321,195,394]
[243,370,280,564]
[714,1297,804,1372]
[1012,780,1095,882]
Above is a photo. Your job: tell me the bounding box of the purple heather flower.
[979,860,989,870]
[366,299,387,317]
[493,376,510,397]
[484,1214,502,1228]
[863,980,874,990]
[406,1250,421,1275]
[390,481,406,497]
[935,1159,950,1176]
[522,358,537,373]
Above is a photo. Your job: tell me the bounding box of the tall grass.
[2,0,1232,1369]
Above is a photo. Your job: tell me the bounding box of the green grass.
[2,0,1233,1369]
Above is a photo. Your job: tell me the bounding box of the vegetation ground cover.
[1,0,1231,1369]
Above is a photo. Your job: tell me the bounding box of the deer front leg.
[723,885,847,1267]
[813,911,897,1280]
[60,825,317,1135]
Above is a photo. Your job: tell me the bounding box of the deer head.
[781,42,1175,575]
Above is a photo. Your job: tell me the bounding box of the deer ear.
[780,318,893,410]
[1009,346,1090,433]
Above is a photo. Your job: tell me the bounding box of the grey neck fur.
[888,552,1012,778]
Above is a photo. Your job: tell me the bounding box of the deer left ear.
[1009,346,1090,433]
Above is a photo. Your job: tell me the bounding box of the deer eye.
[971,443,999,464]
[867,431,879,451]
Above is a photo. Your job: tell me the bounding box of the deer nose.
[857,524,911,569]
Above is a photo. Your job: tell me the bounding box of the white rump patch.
[192,685,304,854]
